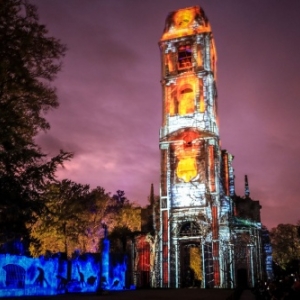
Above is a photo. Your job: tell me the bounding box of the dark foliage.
[0,0,72,245]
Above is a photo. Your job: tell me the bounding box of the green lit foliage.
[29,180,90,257]
[112,203,141,233]
[78,186,112,253]
[107,191,141,253]
[108,206,142,254]
[270,223,300,270]
[30,180,113,257]
[30,184,141,257]
[108,190,141,232]
[0,0,71,246]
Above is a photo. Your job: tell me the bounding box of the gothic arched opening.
[3,264,25,288]
[179,221,201,237]
[180,242,202,288]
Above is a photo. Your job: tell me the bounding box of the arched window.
[177,45,192,71]
[178,83,194,115]
[179,221,201,237]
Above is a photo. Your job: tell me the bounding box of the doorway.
[180,242,202,288]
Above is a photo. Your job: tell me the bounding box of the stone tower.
[158,6,232,288]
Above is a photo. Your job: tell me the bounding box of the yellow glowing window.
[176,142,198,183]
[177,156,197,183]
[178,84,194,115]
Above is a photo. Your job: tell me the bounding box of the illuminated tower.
[158,6,232,288]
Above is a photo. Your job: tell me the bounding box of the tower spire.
[245,175,250,198]
[149,183,154,206]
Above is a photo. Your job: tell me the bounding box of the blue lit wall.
[101,238,110,290]
[0,250,127,297]
[0,254,66,297]
[100,238,128,290]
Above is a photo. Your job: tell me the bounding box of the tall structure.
[156,6,265,288]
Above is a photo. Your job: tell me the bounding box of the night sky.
[31,0,300,230]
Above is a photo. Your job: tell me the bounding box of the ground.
[3,289,235,300]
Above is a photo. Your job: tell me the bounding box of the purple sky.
[31,0,300,230]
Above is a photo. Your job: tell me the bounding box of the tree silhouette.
[0,0,71,246]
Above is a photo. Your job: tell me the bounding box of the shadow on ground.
[4,288,235,300]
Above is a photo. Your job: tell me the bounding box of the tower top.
[161,6,211,41]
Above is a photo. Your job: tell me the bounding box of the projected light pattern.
[161,6,212,41]
[101,238,110,290]
[100,237,127,291]
[0,254,61,297]
[110,259,127,290]
[158,5,267,289]
[159,5,222,288]
[175,141,199,183]
[264,245,273,280]
[0,249,127,297]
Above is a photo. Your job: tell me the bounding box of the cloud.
[31,0,300,229]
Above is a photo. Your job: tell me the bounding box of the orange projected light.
[161,7,212,41]
[179,130,200,143]
[165,85,176,116]
[178,84,194,115]
[177,77,196,116]
[165,75,197,116]
[174,9,195,29]
[165,53,175,73]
